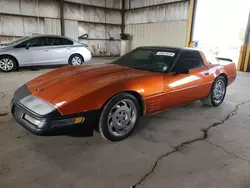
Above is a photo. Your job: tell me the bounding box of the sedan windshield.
[111,48,179,73]
[4,36,31,46]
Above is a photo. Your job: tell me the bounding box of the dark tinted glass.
[15,37,49,48]
[50,37,73,46]
[173,50,204,71]
[111,48,179,72]
[173,58,203,71]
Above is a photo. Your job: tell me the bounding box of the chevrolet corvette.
[11,46,237,141]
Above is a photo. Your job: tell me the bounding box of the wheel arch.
[0,54,19,67]
[68,53,85,64]
[101,91,146,116]
[218,73,228,85]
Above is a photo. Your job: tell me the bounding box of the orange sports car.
[11,46,237,141]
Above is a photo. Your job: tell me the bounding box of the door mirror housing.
[26,43,31,50]
[173,67,189,74]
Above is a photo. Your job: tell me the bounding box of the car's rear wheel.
[69,54,84,66]
[201,76,227,106]
[0,56,17,72]
[98,93,141,141]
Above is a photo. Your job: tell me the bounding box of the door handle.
[67,47,71,50]
[203,71,210,75]
[44,49,48,52]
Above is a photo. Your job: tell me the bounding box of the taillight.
[85,45,90,50]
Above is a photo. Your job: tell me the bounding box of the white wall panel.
[125,21,188,49]
[79,23,106,39]
[0,15,24,36]
[0,15,44,36]
[64,3,121,24]
[105,25,120,39]
[125,1,189,24]
[0,0,60,18]
[0,0,20,14]
[37,0,60,18]
[106,10,122,25]
[23,17,45,35]
[65,0,121,9]
[126,0,185,9]
[79,39,120,56]
[44,18,61,35]
[65,20,79,40]
[78,23,120,39]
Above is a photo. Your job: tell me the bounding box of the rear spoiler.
[216,57,233,62]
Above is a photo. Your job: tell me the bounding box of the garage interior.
[1,0,250,188]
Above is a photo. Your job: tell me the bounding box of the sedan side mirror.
[174,67,189,74]
[26,43,31,50]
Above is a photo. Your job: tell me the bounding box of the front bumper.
[11,85,99,136]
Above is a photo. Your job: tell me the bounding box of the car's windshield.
[111,48,179,73]
[4,36,31,46]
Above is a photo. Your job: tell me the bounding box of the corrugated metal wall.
[125,0,189,49]
[125,21,188,48]
[0,0,121,56]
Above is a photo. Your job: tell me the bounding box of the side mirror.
[26,43,31,50]
[174,67,189,74]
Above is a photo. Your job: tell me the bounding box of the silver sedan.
[0,35,92,72]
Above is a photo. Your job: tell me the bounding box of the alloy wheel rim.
[0,58,14,71]
[107,99,137,137]
[72,56,82,65]
[213,80,225,104]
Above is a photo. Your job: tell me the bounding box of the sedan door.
[13,37,51,66]
[45,37,74,65]
[162,53,211,109]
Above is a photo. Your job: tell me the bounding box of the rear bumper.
[11,100,100,136]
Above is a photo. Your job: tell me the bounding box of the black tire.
[0,55,17,72]
[201,76,227,106]
[68,54,84,66]
[98,93,141,141]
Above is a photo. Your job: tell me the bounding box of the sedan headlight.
[19,95,55,116]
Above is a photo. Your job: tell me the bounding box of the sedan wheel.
[98,93,141,141]
[0,57,16,72]
[70,55,84,65]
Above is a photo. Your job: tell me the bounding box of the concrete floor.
[1,58,250,188]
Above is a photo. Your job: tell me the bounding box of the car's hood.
[27,63,152,105]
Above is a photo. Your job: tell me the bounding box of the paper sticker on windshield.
[156,52,175,57]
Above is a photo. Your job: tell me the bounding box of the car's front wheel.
[0,56,17,72]
[201,75,227,106]
[69,54,84,66]
[98,93,141,141]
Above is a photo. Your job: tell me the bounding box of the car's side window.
[174,58,203,71]
[50,37,73,46]
[15,37,49,48]
[173,51,204,72]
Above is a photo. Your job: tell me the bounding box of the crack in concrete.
[205,140,250,163]
[130,100,250,188]
[0,112,8,117]
[26,172,53,183]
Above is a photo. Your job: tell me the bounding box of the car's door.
[46,37,74,65]
[162,51,211,108]
[13,37,50,66]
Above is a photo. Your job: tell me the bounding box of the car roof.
[27,34,74,40]
[137,46,200,53]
